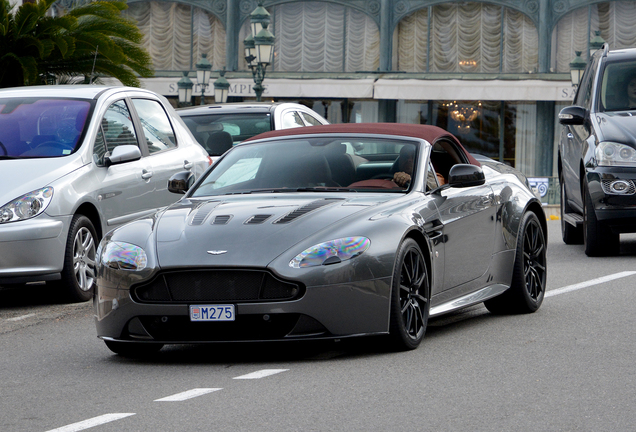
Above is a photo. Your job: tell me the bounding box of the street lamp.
[589,30,605,58]
[177,71,193,107]
[196,54,212,105]
[213,68,230,104]
[569,51,586,87]
[244,1,275,102]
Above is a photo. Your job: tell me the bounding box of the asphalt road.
[1,220,636,432]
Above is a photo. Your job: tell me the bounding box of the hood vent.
[190,202,220,226]
[245,214,273,224]
[274,198,343,224]
[212,215,232,225]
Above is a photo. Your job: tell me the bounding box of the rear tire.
[560,175,583,244]
[58,215,98,303]
[485,212,546,314]
[104,340,164,357]
[388,238,430,351]
[584,186,619,257]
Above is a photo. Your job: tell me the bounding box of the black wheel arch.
[74,202,103,240]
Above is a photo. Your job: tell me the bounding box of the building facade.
[55,0,636,180]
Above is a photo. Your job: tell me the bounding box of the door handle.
[567,133,574,139]
[141,169,153,180]
[183,160,193,170]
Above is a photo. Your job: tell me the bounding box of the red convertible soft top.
[245,123,481,167]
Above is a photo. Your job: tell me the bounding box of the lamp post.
[569,51,586,87]
[177,72,193,107]
[196,54,212,105]
[589,30,605,58]
[244,1,275,102]
[213,68,230,104]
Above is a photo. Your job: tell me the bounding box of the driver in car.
[393,145,445,187]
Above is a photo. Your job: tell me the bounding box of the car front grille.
[132,269,302,303]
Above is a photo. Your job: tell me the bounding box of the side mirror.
[168,171,194,194]
[447,164,485,188]
[558,106,586,125]
[104,145,141,167]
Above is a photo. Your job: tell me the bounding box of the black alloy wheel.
[484,211,546,314]
[389,238,430,350]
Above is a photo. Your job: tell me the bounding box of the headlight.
[0,187,53,224]
[290,237,371,268]
[596,142,636,166]
[100,241,148,271]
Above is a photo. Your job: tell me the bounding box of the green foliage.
[0,0,153,88]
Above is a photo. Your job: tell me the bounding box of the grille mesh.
[133,270,301,303]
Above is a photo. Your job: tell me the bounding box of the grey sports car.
[94,123,547,355]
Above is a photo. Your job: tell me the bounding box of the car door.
[130,97,197,208]
[561,56,599,210]
[91,98,157,227]
[427,168,496,291]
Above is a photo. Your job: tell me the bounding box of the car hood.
[154,194,393,268]
[596,112,636,147]
[0,156,85,206]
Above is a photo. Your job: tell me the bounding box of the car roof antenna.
[89,45,99,85]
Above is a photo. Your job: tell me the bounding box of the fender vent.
[245,214,273,224]
[212,215,232,225]
[274,198,343,224]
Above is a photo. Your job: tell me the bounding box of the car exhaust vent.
[212,215,232,225]
[274,198,343,224]
[190,202,220,226]
[245,214,272,224]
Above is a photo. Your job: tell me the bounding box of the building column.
[537,0,552,73]
[379,0,393,71]
[535,101,555,176]
[226,0,239,71]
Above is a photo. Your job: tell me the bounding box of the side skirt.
[429,284,509,318]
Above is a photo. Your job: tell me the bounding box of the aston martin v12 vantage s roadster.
[94,123,547,355]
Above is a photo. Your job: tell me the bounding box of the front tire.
[59,215,97,302]
[584,186,619,257]
[388,238,430,351]
[485,211,546,314]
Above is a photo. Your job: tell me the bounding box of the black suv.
[558,45,636,256]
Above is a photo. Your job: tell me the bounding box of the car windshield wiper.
[223,187,357,195]
[293,187,358,192]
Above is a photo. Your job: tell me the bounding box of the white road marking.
[44,413,135,432]
[233,369,289,380]
[546,271,636,298]
[154,388,222,402]
[7,313,36,321]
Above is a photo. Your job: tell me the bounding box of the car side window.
[93,100,139,166]
[281,111,305,128]
[575,56,599,109]
[300,112,323,126]
[131,98,177,154]
[426,161,440,191]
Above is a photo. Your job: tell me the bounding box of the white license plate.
[190,305,235,322]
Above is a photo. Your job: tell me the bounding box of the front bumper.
[94,275,392,343]
[587,168,636,234]
[0,215,70,284]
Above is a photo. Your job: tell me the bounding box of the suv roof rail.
[602,43,610,57]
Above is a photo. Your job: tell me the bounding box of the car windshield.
[0,98,92,158]
[599,60,636,112]
[181,113,271,147]
[190,137,419,197]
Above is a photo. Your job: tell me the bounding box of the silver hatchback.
[0,85,211,301]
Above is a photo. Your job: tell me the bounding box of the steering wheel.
[0,141,7,156]
[371,173,395,180]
